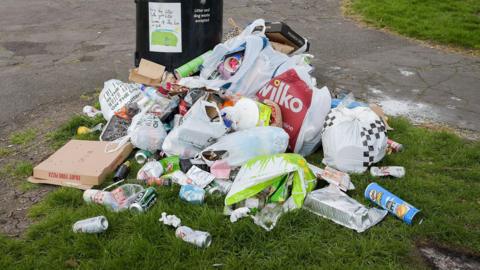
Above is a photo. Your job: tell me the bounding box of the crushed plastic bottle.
[83,183,144,212]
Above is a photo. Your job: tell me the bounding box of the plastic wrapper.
[252,203,284,231]
[186,166,216,189]
[303,185,388,233]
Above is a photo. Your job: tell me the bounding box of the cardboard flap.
[138,59,165,80]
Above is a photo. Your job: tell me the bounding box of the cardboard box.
[28,140,133,190]
[129,58,166,87]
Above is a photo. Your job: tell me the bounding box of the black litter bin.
[135,0,223,71]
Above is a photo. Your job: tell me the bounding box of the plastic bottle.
[83,184,144,212]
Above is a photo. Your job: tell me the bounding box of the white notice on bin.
[148,2,182,53]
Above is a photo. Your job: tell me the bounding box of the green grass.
[0,147,12,158]
[9,128,37,145]
[0,161,33,179]
[47,115,106,149]
[349,0,480,50]
[1,118,480,269]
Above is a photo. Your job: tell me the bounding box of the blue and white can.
[365,182,421,225]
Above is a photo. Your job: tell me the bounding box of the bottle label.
[149,2,182,53]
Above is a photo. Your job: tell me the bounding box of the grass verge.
[9,128,37,145]
[1,118,479,269]
[346,0,480,51]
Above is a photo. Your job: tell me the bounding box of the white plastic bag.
[179,19,289,97]
[99,79,143,121]
[162,100,227,158]
[321,106,388,173]
[105,111,167,153]
[130,113,167,152]
[199,126,289,167]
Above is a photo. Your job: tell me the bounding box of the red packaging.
[179,99,189,116]
[257,69,312,150]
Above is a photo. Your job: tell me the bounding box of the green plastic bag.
[225,154,316,208]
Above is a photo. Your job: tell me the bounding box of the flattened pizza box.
[28,140,133,190]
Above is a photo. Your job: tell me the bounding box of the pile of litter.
[29,19,421,248]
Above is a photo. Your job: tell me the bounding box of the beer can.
[73,216,109,233]
[129,187,157,213]
[365,182,421,225]
[370,166,405,178]
[387,139,404,153]
[179,185,205,205]
[175,226,212,248]
[146,177,172,187]
[135,150,153,164]
[174,51,212,79]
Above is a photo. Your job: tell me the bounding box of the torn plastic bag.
[99,79,143,121]
[256,66,331,155]
[321,105,388,173]
[225,153,316,208]
[199,126,289,167]
[179,19,289,97]
[162,100,228,158]
[303,185,387,233]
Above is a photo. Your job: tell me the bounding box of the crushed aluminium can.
[73,216,109,233]
[370,166,405,178]
[129,187,157,213]
[365,182,421,225]
[179,185,205,205]
[175,226,212,248]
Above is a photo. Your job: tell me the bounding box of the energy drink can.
[135,150,153,164]
[179,185,205,205]
[175,226,212,248]
[129,187,157,213]
[73,216,109,233]
[174,51,212,79]
[365,182,421,225]
[387,139,404,153]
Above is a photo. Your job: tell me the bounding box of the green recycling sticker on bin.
[225,154,317,208]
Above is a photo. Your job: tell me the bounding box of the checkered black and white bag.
[321,106,388,173]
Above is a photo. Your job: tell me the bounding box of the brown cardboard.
[270,41,295,54]
[129,58,166,87]
[28,140,133,190]
[370,103,394,131]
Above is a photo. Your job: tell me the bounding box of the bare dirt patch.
[0,96,93,237]
[417,241,480,270]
